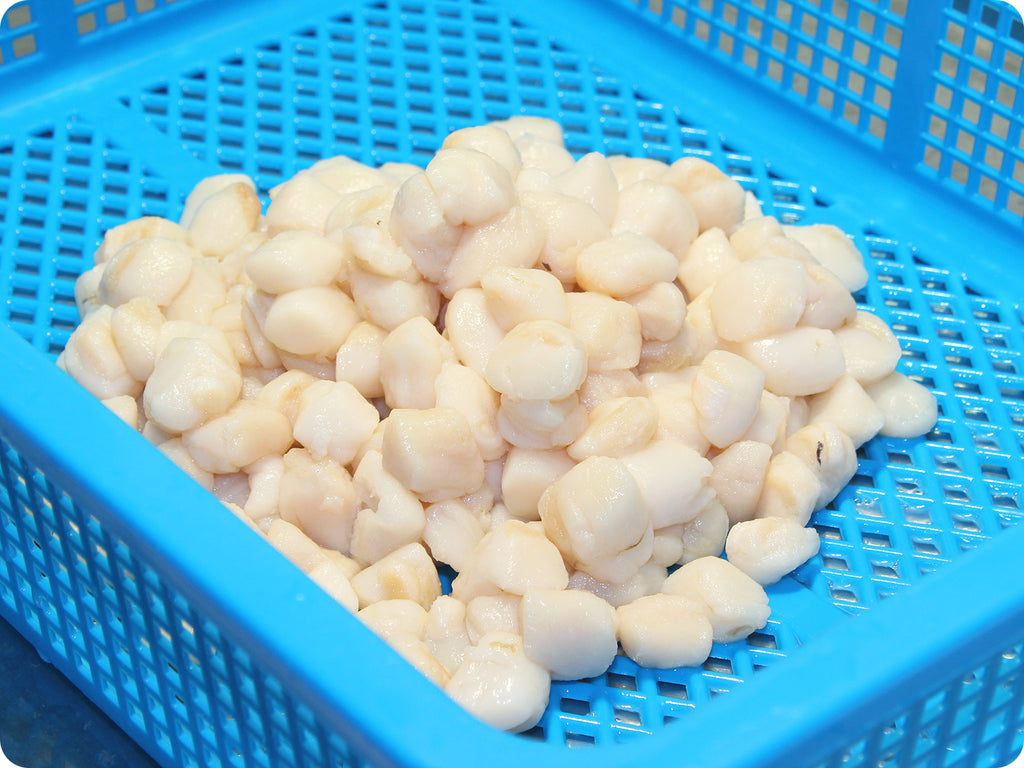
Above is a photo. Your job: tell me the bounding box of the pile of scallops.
[59,117,937,732]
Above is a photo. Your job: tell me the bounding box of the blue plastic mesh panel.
[119,0,825,220]
[643,0,903,146]
[816,641,1024,768]
[622,0,1024,230]
[0,117,182,356]
[0,407,796,754]
[0,1,40,69]
[526,622,794,745]
[920,0,1024,221]
[0,433,373,768]
[802,236,1024,611]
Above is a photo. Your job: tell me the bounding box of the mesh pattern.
[804,236,1024,611]
[816,641,1024,768]
[920,0,1024,220]
[623,0,1024,229]
[637,0,904,145]
[0,434,371,768]
[0,1,40,68]
[0,393,792,752]
[0,117,181,356]
[523,624,794,745]
[119,0,825,219]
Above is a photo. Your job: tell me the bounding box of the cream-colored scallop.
[98,237,197,308]
[264,172,343,234]
[520,589,619,680]
[661,556,770,643]
[575,232,679,298]
[500,447,575,521]
[442,125,523,179]
[539,456,653,584]
[578,369,646,412]
[348,266,441,332]
[677,227,743,299]
[443,205,545,298]
[740,390,791,452]
[785,421,858,509]
[728,215,785,260]
[466,595,522,644]
[143,336,242,433]
[434,363,506,462]
[485,320,588,401]
[709,256,808,342]
[96,216,190,264]
[554,151,619,225]
[865,372,938,438]
[725,517,821,585]
[60,305,141,400]
[388,170,461,285]
[800,261,858,330]
[350,542,442,610]
[423,499,486,571]
[183,399,293,474]
[661,156,745,233]
[616,593,713,668]
[677,498,730,563]
[423,595,471,675]
[612,179,698,260]
[442,287,506,379]
[565,291,643,372]
[480,265,569,330]
[754,450,822,526]
[520,190,611,284]
[642,369,711,455]
[293,380,381,466]
[834,310,904,385]
[607,155,669,188]
[350,449,426,565]
[620,439,715,530]
[278,447,359,553]
[807,374,886,448]
[567,396,657,460]
[335,321,388,400]
[738,327,846,397]
[692,349,766,449]
[496,394,588,450]
[709,440,773,525]
[445,631,550,734]
[623,281,688,342]
[381,407,485,504]
[380,316,453,410]
[245,230,346,295]
[425,147,517,227]
[261,285,360,359]
[451,520,569,601]
[163,257,227,325]
[187,182,262,259]
[783,223,869,292]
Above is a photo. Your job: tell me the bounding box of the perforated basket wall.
[1,1,1023,768]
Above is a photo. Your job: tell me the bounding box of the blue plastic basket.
[1,0,1023,766]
